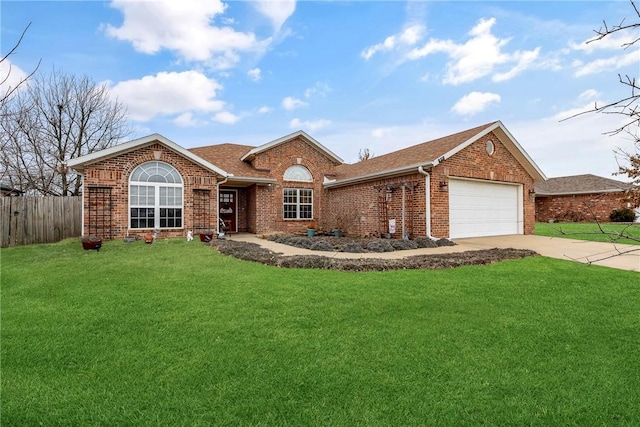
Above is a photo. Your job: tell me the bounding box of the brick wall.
[430,132,535,237]
[326,132,535,239]
[82,143,221,240]
[248,137,339,235]
[535,192,630,222]
[327,175,427,238]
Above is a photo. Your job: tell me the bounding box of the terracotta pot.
[82,239,102,251]
[199,233,214,243]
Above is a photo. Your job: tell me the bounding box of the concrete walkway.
[226,233,640,272]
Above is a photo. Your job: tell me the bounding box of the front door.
[219,190,237,233]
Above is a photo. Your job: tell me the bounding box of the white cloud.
[492,47,540,82]
[0,59,29,98]
[173,112,199,127]
[258,105,272,114]
[104,0,268,70]
[289,118,331,131]
[304,81,331,98]
[109,70,225,121]
[282,96,308,110]
[569,33,639,53]
[361,24,426,60]
[248,68,262,82]
[451,91,501,116]
[579,89,600,101]
[213,111,240,124]
[574,51,640,77]
[371,127,392,138]
[376,17,541,85]
[252,0,296,32]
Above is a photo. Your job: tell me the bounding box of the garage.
[449,179,522,239]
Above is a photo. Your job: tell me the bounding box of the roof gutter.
[324,161,435,189]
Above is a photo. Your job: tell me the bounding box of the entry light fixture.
[439,181,448,191]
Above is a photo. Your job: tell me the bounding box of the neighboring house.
[67,121,546,240]
[535,174,637,222]
[1,185,23,197]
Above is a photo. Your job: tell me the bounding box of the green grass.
[2,238,640,425]
[536,221,640,245]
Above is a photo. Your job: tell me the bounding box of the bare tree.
[358,148,374,162]
[564,0,640,190]
[1,68,131,195]
[0,23,40,109]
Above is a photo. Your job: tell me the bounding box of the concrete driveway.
[455,235,640,272]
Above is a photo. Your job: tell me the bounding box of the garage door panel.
[449,179,521,238]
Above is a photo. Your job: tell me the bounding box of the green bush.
[609,208,636,222]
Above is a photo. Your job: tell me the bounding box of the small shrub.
[288,237,314,249]
[390,240,418,250]
[610,208,636,222]
[435,238,455,247]
[338,243,366,253]
[366,240,395,252]
[415,238,438,248]
[310,241,335,252]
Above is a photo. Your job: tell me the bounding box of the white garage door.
[449,179,522,239]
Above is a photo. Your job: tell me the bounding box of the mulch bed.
[210,239,538,271]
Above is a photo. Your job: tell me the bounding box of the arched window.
[129,161,183,229]
[283,165,313,220]
[283,165,313,182]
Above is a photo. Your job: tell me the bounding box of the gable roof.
[534,174,634,196]
[327,121,546,187]
[188,143,274,182]
[240,130,343,165]
[66,133,228,177]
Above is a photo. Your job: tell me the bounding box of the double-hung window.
[283,188,313,219]
[129,161,183,229]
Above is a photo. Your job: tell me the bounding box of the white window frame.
[284,165,313,182]
[283,188,313,220]
[129,161,184,230]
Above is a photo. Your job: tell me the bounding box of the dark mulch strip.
[210,240,538,271]
[266,234,455,253]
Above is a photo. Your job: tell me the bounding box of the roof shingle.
[534,174,633,196]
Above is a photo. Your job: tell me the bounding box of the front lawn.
[2,239,639,425]
[536,221,640,245]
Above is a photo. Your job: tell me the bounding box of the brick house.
[535,174,638,222]
[67,120,546,240]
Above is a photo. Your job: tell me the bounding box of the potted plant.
[199,230,215,243]
[306,222,316,237]
[81,236,102,251]
[332,228,341,238]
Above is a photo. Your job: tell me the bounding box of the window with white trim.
[283,188,313,219]
[284,165,313,182]
[129,161,183,229]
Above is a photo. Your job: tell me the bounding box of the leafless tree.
[563,0,640,193]
[0,23,40,109]
[0,68,131,195]
[358,148,374,162]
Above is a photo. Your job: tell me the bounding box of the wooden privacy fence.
[1,196,82,247]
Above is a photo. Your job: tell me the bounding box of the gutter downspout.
[216,175,230,235]
[417,166,434,239]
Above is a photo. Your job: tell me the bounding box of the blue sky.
[2,0,639,179]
